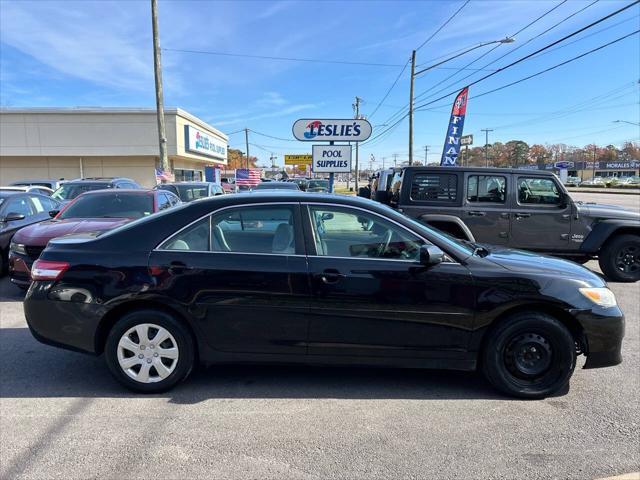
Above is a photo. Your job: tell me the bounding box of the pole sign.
[284,154,312,165]
[292,119,372,142]
[461,134,473,146]
[312,145,352,173]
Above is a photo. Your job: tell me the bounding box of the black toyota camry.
[24,192,624,398]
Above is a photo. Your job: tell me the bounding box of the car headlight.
[579,287,617,308]
[10,242,27,255]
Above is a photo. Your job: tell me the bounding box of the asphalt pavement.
[1,192,638,479]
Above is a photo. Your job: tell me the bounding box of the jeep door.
[509,175,571,251]
[462,173,510,245]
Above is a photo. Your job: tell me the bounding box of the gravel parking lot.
[1,192,638,480]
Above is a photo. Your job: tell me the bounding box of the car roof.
[160,182,210,186]
[399,166,557,176]
[76,189,154,196]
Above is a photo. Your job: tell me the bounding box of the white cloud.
[214,103,318,126]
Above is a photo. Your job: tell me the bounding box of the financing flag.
[440,87,469,166]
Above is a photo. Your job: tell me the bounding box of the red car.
[8,189,180,288]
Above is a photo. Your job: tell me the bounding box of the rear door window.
[466,175,506,203]
[410,173,457,202]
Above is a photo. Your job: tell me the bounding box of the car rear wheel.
[482,312,576,399]
[105,309,195,393]
[599,234,640,282]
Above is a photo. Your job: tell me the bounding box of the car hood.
[13,217,132,246]
[484,246,605,286]
[576,202,640,221]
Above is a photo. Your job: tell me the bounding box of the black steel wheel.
[482,312,576,399]
[599,234,640,283]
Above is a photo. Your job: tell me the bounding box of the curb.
[596,473,640,480]
[567,188,640,195]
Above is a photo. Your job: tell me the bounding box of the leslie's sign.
[184,125,227,161]
[292,119,372,142]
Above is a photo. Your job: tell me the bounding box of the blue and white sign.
[293,119,372,142]
[554,161,574,169]
[312,145,352,172]
[184,125,227,161]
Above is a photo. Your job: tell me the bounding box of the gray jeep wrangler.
[371,166,640,282]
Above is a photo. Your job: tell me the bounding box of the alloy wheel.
[614,244,640,275]
[117,323,179,383]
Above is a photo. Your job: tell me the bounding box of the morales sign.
[440,87,469,166]
[292,119,372,142]
[184,125,227,162]
[312,145,352,172]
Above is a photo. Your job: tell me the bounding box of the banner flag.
[440,87,469,166]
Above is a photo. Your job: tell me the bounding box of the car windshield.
[58,193,153,219]
[170,184,209,201]
[52,183,110,201]
[307,180,329,189]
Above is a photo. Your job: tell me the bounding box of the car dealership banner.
[440,87,469,166]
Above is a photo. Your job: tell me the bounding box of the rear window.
[58,193,153,219]
[410,173,457,202]
[173,185,209,201]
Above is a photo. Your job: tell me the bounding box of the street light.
[613,120,640,127]
[408,36,515,165]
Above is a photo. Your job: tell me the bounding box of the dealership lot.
[1,192,639,479]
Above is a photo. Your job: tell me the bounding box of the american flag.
[155,168,174,182]
[235,168,262,186]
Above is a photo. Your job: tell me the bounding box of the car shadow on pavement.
[0,278,26,302]
[0,327,570,402]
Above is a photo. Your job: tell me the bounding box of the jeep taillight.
[31,260,70,281]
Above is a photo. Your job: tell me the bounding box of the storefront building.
[519,160,639,179]
[0,108,227,187]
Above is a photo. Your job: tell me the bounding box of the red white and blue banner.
[235,168,262,186]
[440,87,469,166]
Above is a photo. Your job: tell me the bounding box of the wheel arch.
[478,303,587,360]
[95,300,200,360]
[419,214,475,241]
[581,220,639,253]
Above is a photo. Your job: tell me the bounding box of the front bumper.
[573,308,625,369]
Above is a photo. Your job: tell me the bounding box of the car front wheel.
[599,234,640,282]
[105,309,195,393]
[482,312,576,399]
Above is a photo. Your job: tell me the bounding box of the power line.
[249,129,297,142]
[368,58,410,119]
[416,0,471,51]
[163,48,406,68]
[413,2,640,112]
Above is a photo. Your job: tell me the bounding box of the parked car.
[9,189,179,288]
[306,179,330,193]
[0,192,61,274]
[580,177,606,187]
[0,186,54,196]
[288,178,308,191]
[51,177,141,205]
[251,181,299,191]
[156,182,224,202]
[563,176,582,187]
[618,176,640,186]
[376,167,639,282]
[220,177,237,194]
[10,178,65,191]
[24,192,624,397]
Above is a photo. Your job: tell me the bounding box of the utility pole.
[382,157,386,169]
[244,128,250,169]
[408,50,416,166]
[481,128,493,167]
[353,96,362,190]
[393,153,399,167]
[423,145,429,164]
[592,144,597,179]
[151,0,169,176]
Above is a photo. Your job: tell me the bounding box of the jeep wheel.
[599,234,640,282]
[482,312,576,399]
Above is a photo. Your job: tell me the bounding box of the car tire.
[598,234,640,282]
[105,309,195,393]
[482,312,576,399]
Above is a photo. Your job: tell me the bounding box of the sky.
[1,0,639,168]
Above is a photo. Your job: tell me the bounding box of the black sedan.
[0,191,61,273]
[24,192,624,398]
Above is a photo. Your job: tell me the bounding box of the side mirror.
[4,212,26,222]
[419,244,445,266]
[49,210,60,218]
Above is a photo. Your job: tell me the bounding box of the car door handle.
[168,261,190,274]
[514,213,531,219]
[316,269,346,284]
[468,211,486,217]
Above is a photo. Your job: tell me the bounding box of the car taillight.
[31,260,70,281]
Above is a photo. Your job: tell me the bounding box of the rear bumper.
[24,282,104,354]
[573,308,625,369]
